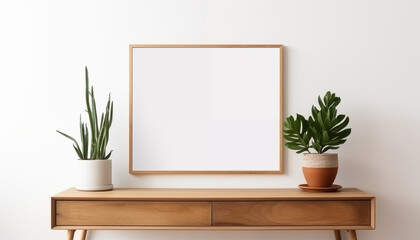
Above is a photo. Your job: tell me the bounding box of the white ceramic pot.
[76,159,113,191]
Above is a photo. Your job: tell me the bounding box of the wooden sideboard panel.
[213,200,371,226]
[56,201,211,226]
[51,188,376,240]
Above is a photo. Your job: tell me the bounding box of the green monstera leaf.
[283,91,351,154]
[283,114,311,154]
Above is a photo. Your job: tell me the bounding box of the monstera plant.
[283,91,351,190]
[283,91,351,154]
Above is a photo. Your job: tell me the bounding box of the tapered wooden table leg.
[348,230,357,240]
[67,230,75,240]
[334,230,342,240]
[80,230,87,240]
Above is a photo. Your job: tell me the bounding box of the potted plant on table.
[57,67,114,191]
[283,91,351,191]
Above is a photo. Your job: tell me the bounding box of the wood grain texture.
[371,197,376,229]
[348,230,358,240]
[66,230,75,240]
[79,230,87,240]
[53,225,373,231]
[128,44,134,175]
[56,201,211,226]
[129,170,283,174]
[334,230,342,240]
[278,45,284,173]
[52,188,374,201]
[213,201,371,226]
[129,44,283,48]
[51,188,375,231]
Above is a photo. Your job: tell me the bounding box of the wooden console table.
[51,188,375,240]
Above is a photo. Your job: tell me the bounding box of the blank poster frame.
[129,44,283,174]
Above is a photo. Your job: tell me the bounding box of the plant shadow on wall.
[56,67,114,191]
[283,91,351,191]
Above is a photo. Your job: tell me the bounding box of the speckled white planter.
[302,153,338,168]
[76,159,113,191]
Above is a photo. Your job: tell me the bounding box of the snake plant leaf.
[83,124,89,159]
[104,150,113,160]
[73,145,83,159]
[109,100,113,125]
[57,67,113,160]
[85,68,95,143]
[57,130,81,150]
[90,88,99,141]
[80,124,86,158]
[91,142,97,159]
[100,112,105,130]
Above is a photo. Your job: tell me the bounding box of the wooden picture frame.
[129,44,283,174]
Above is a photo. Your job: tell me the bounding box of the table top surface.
[52,188,375,201]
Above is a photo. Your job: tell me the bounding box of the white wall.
[1,0,419,239]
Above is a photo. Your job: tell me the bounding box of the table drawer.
[55,201,211,226]
[213,201,371,226]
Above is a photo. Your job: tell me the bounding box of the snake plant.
[57,67,113,159]
[283,91,351,154]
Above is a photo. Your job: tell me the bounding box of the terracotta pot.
[302,153,338,187]
[76,159,113,191]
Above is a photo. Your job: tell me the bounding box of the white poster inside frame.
[129,44,283,174]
